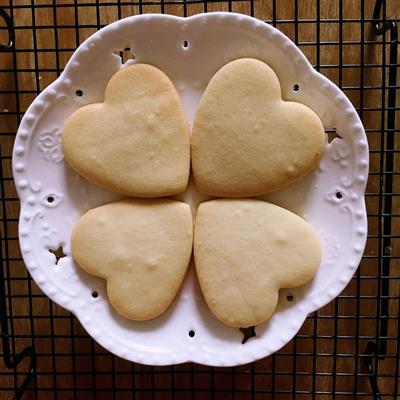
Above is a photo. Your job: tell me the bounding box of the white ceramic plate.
[12,12,369,367]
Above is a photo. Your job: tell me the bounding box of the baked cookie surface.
[62,63,190,197]
[191,58,325,197]
[194,199,321,328]
[71,198,193,321]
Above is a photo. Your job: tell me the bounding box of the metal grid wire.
[0,0,399,399]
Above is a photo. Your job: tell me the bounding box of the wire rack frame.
[0,0,399,399]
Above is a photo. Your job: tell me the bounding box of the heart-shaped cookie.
[194,199,321,328]
[71,199,193,321]
[191,58,325,197]
[62,64,190,197]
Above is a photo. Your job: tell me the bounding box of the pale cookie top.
[71,199,193,321]
[191,58,325,197]
[194,199,321,328]
[62,63,190,198]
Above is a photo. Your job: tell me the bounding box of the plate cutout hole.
[182,40,189,49]
[188,330,195,338]
[46,196,54,204]
[325,128,341,143]
[336,191,343,199]
[75,89,83,97]
[92,291,99,298]
[49,246,66,266]
[292,84,300,92]
[240,326,256,344]
[286,293,294,302]
[114,47,135,64]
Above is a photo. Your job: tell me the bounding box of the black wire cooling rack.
[0,0,399,399]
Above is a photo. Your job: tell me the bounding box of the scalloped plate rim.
[12,12,369,367]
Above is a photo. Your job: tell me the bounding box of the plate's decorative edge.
[12,12,369,367]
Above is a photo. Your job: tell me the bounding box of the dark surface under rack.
[0,0,399,399]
